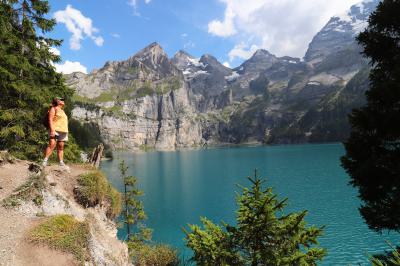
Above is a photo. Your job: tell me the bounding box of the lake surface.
[100,143,399,265]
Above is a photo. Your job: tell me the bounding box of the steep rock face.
[172,51,233,112]
[72,85,203,150]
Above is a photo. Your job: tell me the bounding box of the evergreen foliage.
[371,243,400,266]
[0,0,77,161]
[184,170,326,266]
[119,160,152,243]
[118,160,179,265]
[341,0,400,232]
[119,161,151,243]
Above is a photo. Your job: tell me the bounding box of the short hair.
[51,98,59,106]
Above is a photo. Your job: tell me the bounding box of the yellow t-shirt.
[53,107,68,133]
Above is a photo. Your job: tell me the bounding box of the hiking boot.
[41,160,48,167]
[59,161,70,171]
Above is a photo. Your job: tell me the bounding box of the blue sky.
[49,0,361,74]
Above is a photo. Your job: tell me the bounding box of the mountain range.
[66,0,377,151]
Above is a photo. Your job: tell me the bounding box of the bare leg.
[57,141,64,162]
[44,139,56,159]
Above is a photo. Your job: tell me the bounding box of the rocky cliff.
[67,0,378,150]
[0,155,130,265]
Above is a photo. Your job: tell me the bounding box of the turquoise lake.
[100,143,400,265]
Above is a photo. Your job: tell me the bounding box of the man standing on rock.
[42,97,69,169]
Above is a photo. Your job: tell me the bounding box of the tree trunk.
[88,143,104,168]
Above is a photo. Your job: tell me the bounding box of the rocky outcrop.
[0,158,130,265]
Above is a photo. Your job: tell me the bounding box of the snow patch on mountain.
[225,71,240,82]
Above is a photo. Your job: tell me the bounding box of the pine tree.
[184,170,326,266]
[341,0,400,232]
[119,160,179,265]
[0,0,75,160]
[119,160,152,244]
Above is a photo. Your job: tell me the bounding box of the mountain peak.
[236,49,277,73]
[147,42,162,49]
[247,49,276,63]
[254,49,272,56]
[304,0,378,63]
[134,42,167,57]
[174,50,194,59]
[200,54,218,63]
[171,50,198,70]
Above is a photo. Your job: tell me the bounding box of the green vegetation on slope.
[129,242,179,266]
[28,215,90,263]
[74,170,122,219]
[2,171,45,208]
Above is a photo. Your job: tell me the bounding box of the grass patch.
[71,94,90,103]
[28,215,90,264]
[2,173,45,208]
[129,242,179,266]
[74,170,122,219]
[93,89,117,102]
[118,85,138,100]
[155,77,182,95]
[136,81,154,98]
[103,105,124,118]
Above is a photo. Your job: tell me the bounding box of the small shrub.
[28,215,90,263]
[74,171,121,219]
[107,185,122,219]
[0,150,15,165]
[129,242,179,266]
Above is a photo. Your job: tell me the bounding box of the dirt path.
[0,161,88,266]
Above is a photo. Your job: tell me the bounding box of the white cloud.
[94,36,104,46]
[49,47,61,56]
[111,33,121,38]
[54,5,104,50]
[228,43,259,61]
[128,0,152,16]
[208,3,237,37]
[181,33,188,38]
[54,60,88,74]
[223,61,231,68]
[209,0,361,60]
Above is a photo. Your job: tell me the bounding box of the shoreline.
[108,141,345,155]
